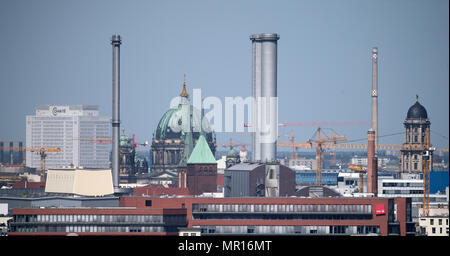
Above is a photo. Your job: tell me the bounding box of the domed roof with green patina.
[226,148,240,158]
[120,129,132,147]
[153,80,215,144]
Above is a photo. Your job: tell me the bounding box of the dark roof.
[407,101,428,119]
[133,184,191,197]
[295,186,341,197]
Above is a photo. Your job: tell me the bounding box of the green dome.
[154,103,215,143]
[120,132,131,147]
[226,148,240,158]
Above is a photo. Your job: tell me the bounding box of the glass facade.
[10,213,186,234]
[191,203,372,220]
[192,203,371,213]
[194,225,380,235]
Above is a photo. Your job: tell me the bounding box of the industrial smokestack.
[9,141,13,165]
[367,129,378,196]
[0,142,3,164]
[111,35,121,192]
[18,142,23,165]
[250,33,279,163]
[371,47,378,153]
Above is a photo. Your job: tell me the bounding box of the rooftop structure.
[45,168,114,196]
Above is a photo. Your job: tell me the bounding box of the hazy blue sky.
[0,0,448,150]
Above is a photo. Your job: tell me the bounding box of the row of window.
[11,225,165,233]
[192,204,372,213]
[14,214,164,224]
[382,190,423,195]
[194,225,380,235]
[382,182,422,187]
[192,213,372,220]
[424,218,449,226]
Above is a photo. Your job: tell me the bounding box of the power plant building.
[25,105,110,169]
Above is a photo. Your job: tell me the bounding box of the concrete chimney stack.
[250,33,279,163]
[367,129,378,196]
[371,47,379,153]
[111,35,121,193]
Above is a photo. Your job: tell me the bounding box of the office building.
[26,105,110,169]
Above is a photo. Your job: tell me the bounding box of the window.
[432,227,436,234]
[269,169,274,179]
[439,219,442,225]
[414,163,418,170]
[145,200,152,207]
[430,219,434,225]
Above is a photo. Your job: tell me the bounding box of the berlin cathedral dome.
[151,77,216,173]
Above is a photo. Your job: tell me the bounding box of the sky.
[0,0,448,151]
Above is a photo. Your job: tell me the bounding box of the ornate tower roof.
[180,74,189,98]
[406,95,428,119]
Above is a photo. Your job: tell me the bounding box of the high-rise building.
[26,105,110,169]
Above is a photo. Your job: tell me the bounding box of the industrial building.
[224,162,296,197]
[25,105,110,169]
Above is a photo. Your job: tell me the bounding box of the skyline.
[0,0,448,149]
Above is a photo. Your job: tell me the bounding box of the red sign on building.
[375,204,385,215]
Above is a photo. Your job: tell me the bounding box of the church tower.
[400,96,431,173]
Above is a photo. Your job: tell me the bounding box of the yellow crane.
[421,128,434,216]
[349,164,365,193]
[285,130,299,163]
[0,146,61,182]
[307,128,347,185]
[29,147,61,182]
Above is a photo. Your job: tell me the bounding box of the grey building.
[0,196,119,215]
[26,105,110,169]
[224,162,295,197]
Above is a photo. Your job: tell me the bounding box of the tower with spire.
[400,95,431,173]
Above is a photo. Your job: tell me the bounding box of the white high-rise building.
[26,105,110,169]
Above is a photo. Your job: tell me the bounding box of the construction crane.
[30,147,61,182]
[349,164,365,193]
[307,128,347,186]
[421,127,434,216]
[217,138,249,149]
[72,137,112,144]
[244,121,371,127]
[286,130,299,162]
[1,146,62,182]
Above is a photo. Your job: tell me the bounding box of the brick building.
[120,196,416,236]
